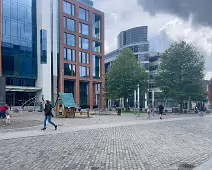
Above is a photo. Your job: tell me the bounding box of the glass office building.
[0,0,105,108]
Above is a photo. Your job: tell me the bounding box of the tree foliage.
[155,41,206,109]
[105,48,147,100]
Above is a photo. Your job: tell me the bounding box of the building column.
[89,81,94,109]
[75,80,80,106]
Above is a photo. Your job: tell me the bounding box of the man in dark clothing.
[41,100,57,130]
[158,104,164,120]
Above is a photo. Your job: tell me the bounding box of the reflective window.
[67,18,75,32]
[11,20,18,37]
[18,5,26,22]
[79,8,89,21]
[67,33,75,46]
[64,63,76,76]
[93,14,101,39]
[80,82,88,105]
[79,23,89,36]
[93,55,101,79]
[40,29,47,64]
[79,52,90,64]
[64,48,76,61]
[64,32,67,44]
[93,41,101,53]
[80,66,86,78]
[3,1,11,17]
[2,18,11,36]
[87,67,90,78]
[64,48,67,60]
[63,1,75,16]
[64,17,66,29]
[11,2,18,19]
[79,37,89,50]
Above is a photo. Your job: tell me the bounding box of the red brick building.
[60,0,105,109]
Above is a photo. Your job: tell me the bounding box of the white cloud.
[92,0,212,79]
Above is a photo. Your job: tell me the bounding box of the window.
[80,66,86,78]
[67,18,75,32]
[79,37,89,50]
[64,48,76,61]
[79,8,89,21]
[93,55,101,79]
[67,33,75,46]
[64,17,66,29]
[93,41,101,53]
[64,32,67,44]
[40,29,47,64]
[64,48,67,60]
[79,23,89,36]
[93,14,101,39]
[64,63,76,76]
[87,67,90,78]
[63,1,75,16]
[79,52,90,64]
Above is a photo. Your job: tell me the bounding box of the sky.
[93,0,212,80]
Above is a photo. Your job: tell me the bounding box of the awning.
[6,86,42,93]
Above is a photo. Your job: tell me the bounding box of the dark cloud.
[137,0,212,26]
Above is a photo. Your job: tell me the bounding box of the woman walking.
[42,100,57,130]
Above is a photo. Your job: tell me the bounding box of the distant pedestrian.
[0,104,8,120]
[41,100,57,130]
[147,105,152,119]
[199,105,204,117]
[158,104,164,120]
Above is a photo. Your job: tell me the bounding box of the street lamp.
[137,84,140,117]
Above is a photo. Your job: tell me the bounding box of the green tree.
[155,41,205,112]
[104,48,147,107]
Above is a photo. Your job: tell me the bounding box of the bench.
[73,109,90,118]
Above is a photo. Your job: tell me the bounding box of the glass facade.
[79,37,89,50]
[63,1,75,16]
[79,52,90,64]
[93,55,101,79]
[40,29,47,63]
[67,33,76,46]
[64,48,76,61]
[79,23,89,36]
[64,63,76,76]
[80,82,88,105]
[93,14,101,39]
[64,17,76,32]
[79,7,89,21]
[2,0,37,86]
[93,41,101,53]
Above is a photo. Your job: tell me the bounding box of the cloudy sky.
[93,0,212,80]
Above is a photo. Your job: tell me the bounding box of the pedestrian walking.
[199,105,204,117]
[158,104,164,120]
[41,100,57,130]
[0,104,8,120]
[147,105,152,119]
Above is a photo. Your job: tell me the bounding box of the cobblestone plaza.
[1,113,212,169]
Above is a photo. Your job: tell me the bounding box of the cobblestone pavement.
[2,110,204,133]
[1,116,212,169]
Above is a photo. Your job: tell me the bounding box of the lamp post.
[137,84,140,117]
[134,90,136,115]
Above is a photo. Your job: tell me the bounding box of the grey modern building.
[105,26,149,108]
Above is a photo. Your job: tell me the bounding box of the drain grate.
[178,163,195,170]
[91,167,99,170]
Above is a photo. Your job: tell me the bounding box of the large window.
[93,41,101,53]
[64,17,75,32]
[79,8,89,21]
[64,80,74,95]
[80,82,88,105]
[40,29,47,64]
[63,1,75,16]
[64,48,76,61]
[79,37,89,50]
[66,33,75,46]
[79,23,89,36]
[80,66,86,78]
[64,63,76,76]
[79,52,90,64]
[64,32,67,44]
[93,55,101,79]
[93,14,101,39]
